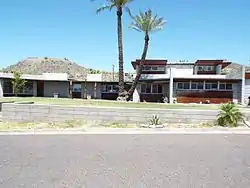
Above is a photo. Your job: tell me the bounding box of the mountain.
[1,57,87,80]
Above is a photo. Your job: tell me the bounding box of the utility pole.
[112,64,115,82]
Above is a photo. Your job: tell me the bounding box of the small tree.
[11,71,27,96]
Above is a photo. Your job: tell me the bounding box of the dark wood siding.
[101,93,118,100]
[176,91,233,104]
[245,73,250,79]
[140,94,163,103]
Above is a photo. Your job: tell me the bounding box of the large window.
[72,83,81,93]
[177,81,232,91]
[23,81,33,94]
[177,82,190,90]
[198,66,215,71]
[142,66,165,72]
[190,82,204,90]
[141,83,163,94]
[3,79,13,94]
[102,84,118,93]
[205,83,218,90]
[219,83,232,90]
[3,79,33,94]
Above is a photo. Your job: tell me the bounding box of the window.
[226,84,232,90]
[205,83,218,90]
[152,84,158,93]
[142,66,165,72]
[72,83,81,92]
[145,84,151,93]
[211,83,218,90]
[197,82,203,89]
[197,66,215,71]
[102,84,118,93]
[141,84,146,93]
[141,83,163,93]
[23,81,33,94]
[3,79,13,94]
[177,82,190,90]
[205,83,211,90]
[219,83,232,90]
[191,83,197,89]
[219,83,226,90]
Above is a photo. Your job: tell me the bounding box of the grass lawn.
[0,97,221,110]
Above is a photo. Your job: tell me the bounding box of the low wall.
[0,103,226,124]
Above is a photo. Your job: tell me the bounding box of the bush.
[217,103,245,127]
[149,114,161,125]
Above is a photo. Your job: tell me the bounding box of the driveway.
[0,134,250,187]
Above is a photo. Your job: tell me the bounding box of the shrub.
[149,114,161,125]
[217,103,245,127]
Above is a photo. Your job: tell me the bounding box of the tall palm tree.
[127,9,166,100]
[92,0,133,96]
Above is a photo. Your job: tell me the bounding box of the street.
[0,134,250,187]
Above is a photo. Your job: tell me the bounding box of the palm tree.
[217,103,245,127]
[92,0,133,96]
[127,9,166,100]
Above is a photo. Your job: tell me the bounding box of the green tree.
[217,103,245,127]
[127,9,166,99]
[11,71,27,96]
[92,0,133,96]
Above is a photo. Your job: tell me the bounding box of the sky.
[0,0,249,72]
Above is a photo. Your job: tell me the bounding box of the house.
[131,59,246,104]
[2,57,250,105]
[0,72,134,100]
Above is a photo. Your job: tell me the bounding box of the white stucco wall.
[133,85,140,102]
[0,79,3,97]
[43,81,69,97]
[232,82,241,103]
[244,79,250,104]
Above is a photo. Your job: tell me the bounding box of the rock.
[156,124,164,128]
[140,124,149,128]
[149,125,156,128]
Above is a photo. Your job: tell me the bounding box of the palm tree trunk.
[117,7,125,96]
[127,34,149,100]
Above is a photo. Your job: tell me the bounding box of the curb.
[0,128,250,135]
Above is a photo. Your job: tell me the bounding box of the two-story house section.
[132,59,245,104]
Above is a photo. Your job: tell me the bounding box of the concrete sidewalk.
[0,127,250,135]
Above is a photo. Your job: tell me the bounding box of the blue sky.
[0,0,249,72]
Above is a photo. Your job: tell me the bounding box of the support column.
[241,66,245,105]
[81,82,84,98]
[33,81,37,97]
[69,80,73,99]
[84,80,87,99]
[0,79,3,98]
[169,68,173,103]
[94,82,97,99]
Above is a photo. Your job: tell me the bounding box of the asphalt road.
[0,134,250,188]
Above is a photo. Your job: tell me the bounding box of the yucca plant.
[217,103,245,127]
[149,114,161,125]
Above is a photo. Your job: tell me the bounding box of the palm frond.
[96,4,114,14]
[93,0,133,14]
[129,9,166,34]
